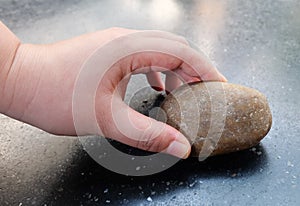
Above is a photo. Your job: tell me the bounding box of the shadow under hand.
[45,88,269,205]
[44,143,268,205]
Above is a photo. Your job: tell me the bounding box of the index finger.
[119,31,226,82]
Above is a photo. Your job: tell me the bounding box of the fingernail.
[166,141,191,159]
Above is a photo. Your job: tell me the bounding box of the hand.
[2,28,226,158]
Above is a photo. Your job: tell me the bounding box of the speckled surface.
[0,0,300,205]
[161,82,272,156]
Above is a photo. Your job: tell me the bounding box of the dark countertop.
[0,0,299,205]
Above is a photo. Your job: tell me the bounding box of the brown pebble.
[161,82,272,158]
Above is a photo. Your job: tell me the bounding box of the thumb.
[102,99,191,159]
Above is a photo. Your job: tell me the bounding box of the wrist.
[0,21,21,114]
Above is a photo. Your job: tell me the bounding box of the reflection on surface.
[148,0,181,26]
[122,0,182,30]
[193,0,227,58]
[123,0,142,11]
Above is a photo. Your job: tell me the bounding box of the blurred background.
[0,0,299,205]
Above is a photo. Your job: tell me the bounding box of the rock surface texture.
[161,82,272,157]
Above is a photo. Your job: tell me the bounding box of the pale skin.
[0,21,227,159]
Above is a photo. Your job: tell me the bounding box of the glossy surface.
[0,0,300,205]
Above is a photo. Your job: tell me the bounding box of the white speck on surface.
[104,188,109,193]
[287,161,294,167]
[136,166,141,171]
[257,151,262,155]
[189,181,197,188]
[57,187,63,192]
[105,199,111,203]
[147,196,153,202]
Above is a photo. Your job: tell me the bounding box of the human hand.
[1,27,226,159]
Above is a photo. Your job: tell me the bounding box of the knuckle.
[108,27,130,35]
[137,137,156,152]
[106,27,124,39]
[177,35,189,46]
[135,131,154,150]
[136,128,177,153]
[109,27,122,32]
[96,112,113,137]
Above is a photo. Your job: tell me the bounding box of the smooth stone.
[160,82,272,157]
